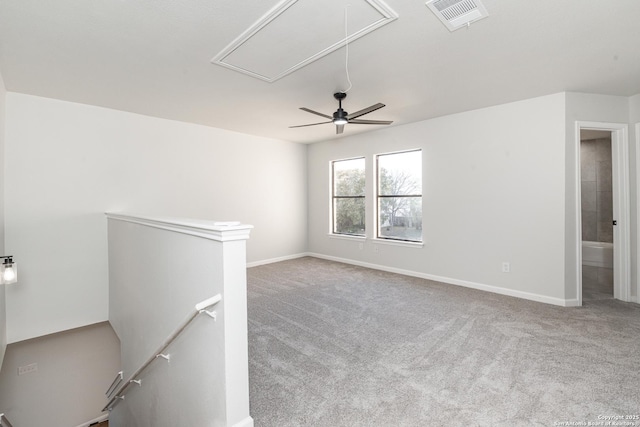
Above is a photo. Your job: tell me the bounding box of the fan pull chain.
[341,5,353,94]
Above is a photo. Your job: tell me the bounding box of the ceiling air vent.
[426,0,488,31]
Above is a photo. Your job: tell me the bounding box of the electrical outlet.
[358,243,364,250]
[373,245,379,253]
[502,262,510,273]
[18,363,38,376]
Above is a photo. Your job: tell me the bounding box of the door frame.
[575,121,630,305]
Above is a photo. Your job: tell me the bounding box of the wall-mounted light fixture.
[0,256,18,285]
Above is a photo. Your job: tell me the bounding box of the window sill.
[327,234,423,248]
[328,233,366,241]
[372,238,424,248]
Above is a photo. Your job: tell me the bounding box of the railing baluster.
[105,371,123,398]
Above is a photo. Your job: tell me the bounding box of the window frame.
[331,157,366,237]
[375,149,423,243]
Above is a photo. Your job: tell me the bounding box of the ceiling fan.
[290,92,393,134]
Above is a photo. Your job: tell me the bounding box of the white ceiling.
[1,0,639,144]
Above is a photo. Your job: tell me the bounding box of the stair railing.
[102,293,222,412]
[0,413,14,427]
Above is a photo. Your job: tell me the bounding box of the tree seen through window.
[377,150,422,242]
[332,158,365,236]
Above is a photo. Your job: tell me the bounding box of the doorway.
[575,122,630,305]
[580,130,613,300]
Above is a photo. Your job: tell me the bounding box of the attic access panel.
[211,0,398,82]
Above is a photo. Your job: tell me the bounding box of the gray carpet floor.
[247,257,640,426]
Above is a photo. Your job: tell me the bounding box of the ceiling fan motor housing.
[333,108,348,122]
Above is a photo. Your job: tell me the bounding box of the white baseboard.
[307,252,574,307]
[73,413,108,427]
[246,252,310,268]
[232,416,254,427]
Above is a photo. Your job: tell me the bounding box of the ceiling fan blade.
[346,103,385,120]
[336,124,345,134]
[300,107,332,119]
[349,119,393,125]
[289,121,332,128]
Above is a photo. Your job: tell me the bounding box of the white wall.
[0,71,7,367]
[308,93,568,304]
[564,93,632,301]
[4,93,307,343]
[0,322,120,427]
[629,94,640,121]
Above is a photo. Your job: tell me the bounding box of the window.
[332,157,366,236]
[376,150,422,242]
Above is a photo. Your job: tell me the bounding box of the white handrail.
[102,294,222,412]
[0,413,14,427]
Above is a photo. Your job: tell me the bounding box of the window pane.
[378,196,422,240]
[378,151,422,196]
[334,197,365,235]
[377,150,422,242]
[332,157,366,236]
[334,158,365,196]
